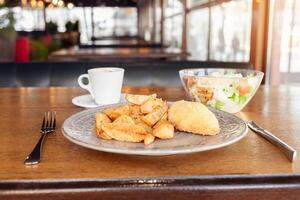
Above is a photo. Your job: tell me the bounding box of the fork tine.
[50,112,55,130]
[41,113,46,130]
[49,111,53,129]
[45,112,50,129]
[53,112,56,130]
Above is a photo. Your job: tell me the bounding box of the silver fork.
[247,121,297,162]
[24,112,56,165]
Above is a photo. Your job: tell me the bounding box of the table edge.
[1,173,300,191]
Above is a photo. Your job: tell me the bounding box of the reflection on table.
[80,38,164,48]
[49,47,189,61]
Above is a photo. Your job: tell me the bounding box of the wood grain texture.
[0,86,300,181]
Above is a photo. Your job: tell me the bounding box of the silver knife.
[247,121,297,162]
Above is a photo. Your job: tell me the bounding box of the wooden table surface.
[1,86,300,199]
[48,47,187,61]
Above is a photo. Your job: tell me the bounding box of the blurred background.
[0,0,299,87]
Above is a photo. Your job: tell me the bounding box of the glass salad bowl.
[179,68,264,113]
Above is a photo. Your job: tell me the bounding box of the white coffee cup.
[78,67,124,105]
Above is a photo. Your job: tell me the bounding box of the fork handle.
[24,133,46,165]
[248,124,297,162]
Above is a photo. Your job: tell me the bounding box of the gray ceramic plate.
[62,103,248,156]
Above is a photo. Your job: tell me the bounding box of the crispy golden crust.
[114,115,135,124]
[103,105,130,120]
[140,98,165,114]
[141,102,168,126]
[102,122,147,142]
[168,100,219,135]
[125,94,157,105]
[144,133,155,145]
[161,112,168,120]
[135,120,153,135]
[129,105,142,120]
[97,131,112,140]
[153,120,174,139]
[95,113,112,140]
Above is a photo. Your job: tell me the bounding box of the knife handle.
[248,122,297,162]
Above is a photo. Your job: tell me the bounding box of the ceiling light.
[21,0,27,6]
[52,0,58,5]
[37,1,44,8]
[48,3,54,8]
[30,0,37,7]
[67,2,74,9]
[57,0,64,7]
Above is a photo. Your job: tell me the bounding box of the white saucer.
[72,94,126,108]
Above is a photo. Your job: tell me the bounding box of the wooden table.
[1,86,300,199]
[48,47,188,61]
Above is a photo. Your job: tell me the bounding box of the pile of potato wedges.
[95,94,174,145]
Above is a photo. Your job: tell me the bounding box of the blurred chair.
[51,64,86,86]
[0,61,252,87]
[123,67,152,86]
[0,63,17,87]
[15,62,51,87]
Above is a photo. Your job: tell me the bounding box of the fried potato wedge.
[135,120,153,135]
[103,105,130,120]
[97,130,112,140]
[125,94,157,105]
[144,133,155,145]
[102,122,147,142]
[140,98,165,114]
[129,105,142,120]
[95,113,112,140]
[161,112,168,120]
[153,120,174,139]
[141,102,168,126]
[114,115,135,124]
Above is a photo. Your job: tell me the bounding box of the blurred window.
[163,0,183,48]
[46,7,137,44]
[186,0,252,62]
[209,0,252,62]
[13,7,45,31]
[12,6,137,44]
[154,0,161,43]
[94,7,137,37]
[187,0,210,8]
[0,7,9,29]
[164,15,182,48]
[187,8,209,60]
[165,0,183,17]
[268,0,300,84]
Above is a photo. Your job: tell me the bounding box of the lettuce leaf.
[215,100,225,110]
